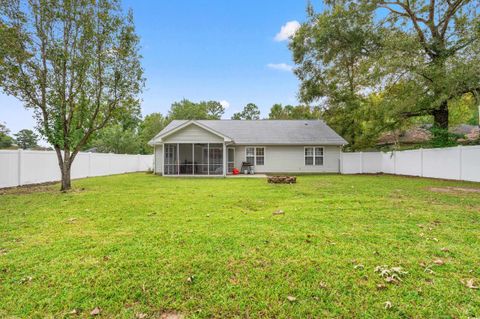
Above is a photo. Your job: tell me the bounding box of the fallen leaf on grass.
[376,284,387,290]
[90,307,101,316]
[384,301,393,309]
[186,275,195,284]
[20,276,33,284]
[272,210,285,215]
[287,295,297,302]
[433,259,445,265]
[354,264,365,270]
[462,278,479,289]
[319,281,328,289]
[68,308,80,315]
[440,247,450,252]
[159,313,184,319]
[136,313,148,319]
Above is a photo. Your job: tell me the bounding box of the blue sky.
[0,0,323,137]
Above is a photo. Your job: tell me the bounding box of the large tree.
[168,99,225,120]
[91,124,140,154]
[292,0,480,133]
[0,0,144,190]
[14,129,39,149]
[231,103,261,120]
[138,112,167,154]
[0,122,14,148]
[268,103,322,119]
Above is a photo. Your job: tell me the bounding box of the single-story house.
[148,120,347,176]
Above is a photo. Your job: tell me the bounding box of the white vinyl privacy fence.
[0,150,153,188]
[341,145,480,182]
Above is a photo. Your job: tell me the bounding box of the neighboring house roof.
[149,120,347,145]
[378,124,480,145]
[378,125,432,145]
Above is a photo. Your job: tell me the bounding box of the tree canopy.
[231,103,261,120]
[291,0,480,148]
[0,0,144,190]
[268,104,322,120]
[14,129,39,149]
[168,99,225,120]
[0,122,14,148]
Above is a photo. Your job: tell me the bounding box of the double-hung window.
[305,147,323,166]
[246,147,265,166]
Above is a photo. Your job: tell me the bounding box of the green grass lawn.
[1,173,479,318]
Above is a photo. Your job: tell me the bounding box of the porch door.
[227,147,235,174]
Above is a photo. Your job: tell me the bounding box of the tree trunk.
[433,101,449,129]
[60,163,72,191]
[54,147,73,191]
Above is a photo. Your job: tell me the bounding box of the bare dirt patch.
[429,186,480,194]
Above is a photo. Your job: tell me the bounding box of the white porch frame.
[161,142,227,177]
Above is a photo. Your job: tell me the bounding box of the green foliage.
[91,124,141,154]
[138,113,168,154]
[168,99,225,120]
[231,103,260,120]
[449,93,479,126]
[13,129,38,149]
[0,122,14,148]
[291,0,480,148]
[268,104,322,120]
[1,174,480,317]
[429,126,463,148]
[0,0,144,189]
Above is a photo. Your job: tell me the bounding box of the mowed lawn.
[1,173,479,318]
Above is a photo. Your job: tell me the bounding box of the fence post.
[458,145,463,180]
[420,148,424,177]
[17,149,23,186]
[339,152,343,174]
[88,152,92,177]
[393,150,397,175]
[360,152,364,174]
[137,154,140,171]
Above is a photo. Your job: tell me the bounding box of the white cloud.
[274,20,301,42]
[267,63,293,72]
[219,100,230,109]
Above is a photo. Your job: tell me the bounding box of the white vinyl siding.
[163,124,223,143]
[233,145,340,173]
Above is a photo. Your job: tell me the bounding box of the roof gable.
[148,120,232,145]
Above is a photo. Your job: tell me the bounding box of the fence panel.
[395,149,422,177]
[0,151,19,188]
[361,152,383,173]
[381,152,395,174]
[341,145,480,182]
[0,150,153,188]
[422,147,461,180]
[340,152,363,174]
[461,146,480,182]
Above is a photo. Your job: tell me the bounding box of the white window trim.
[304,146,324,166]
[245,146,265,166]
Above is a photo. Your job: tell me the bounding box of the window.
[305,147,323,166]
[246,147,265,166]
[246,147,255,165]
[256,147,264,166]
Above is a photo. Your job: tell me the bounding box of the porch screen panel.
[194,144,208,175]
[164,144,178,175]
[178,144,193,174]
[209,143,223,175]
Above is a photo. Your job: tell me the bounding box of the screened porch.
[163,143,225,176]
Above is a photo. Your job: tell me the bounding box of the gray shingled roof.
[154,120,347,145]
